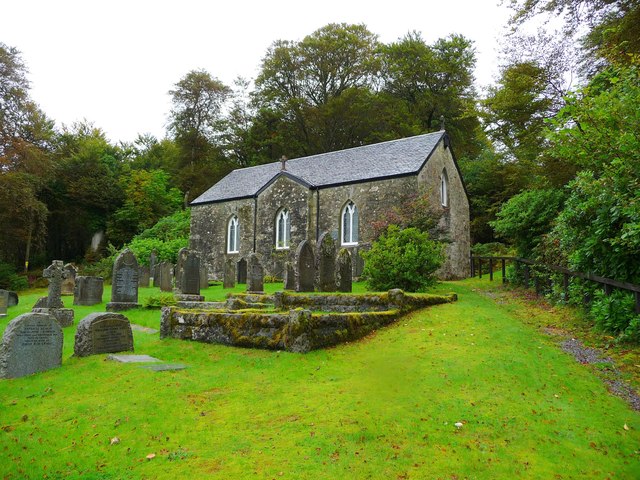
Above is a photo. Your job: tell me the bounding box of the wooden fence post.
[604,284,613,296]
[489,258,494,281]
[470,257,475,277]
[502,259,506,284]
[563,273,570,302]
[636,292,640,314]
[523,264,530,289]
[478,259,482,279]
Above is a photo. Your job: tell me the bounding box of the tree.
[168,70,232,201]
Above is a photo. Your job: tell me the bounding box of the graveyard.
[1,266,639,479]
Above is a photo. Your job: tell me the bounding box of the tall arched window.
[341,201,359,246]
[275,208,290,250]
[440,169,449,207]
[227,216,239,253]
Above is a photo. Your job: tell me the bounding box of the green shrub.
[362,225,444,292]
[0,262,29,291]
[143,293,177,309]
[590,289,637,336]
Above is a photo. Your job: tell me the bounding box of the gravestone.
[283,262,295,290]
[237,258,247,284]
[0,290,8,317]
[74,312,134,357]
[246,254,264,293]
[223,259,236,289]
[317,232,337,292]
[61,263,77,296]
[149,250,158,276]
[7,291,18,307]
[159,262,173,292]
[138,266,150,288]
[33,260,74,327]
[200,265,208,289]
[106,249,140,311]
[73,276,104,306]
[174,248,189,292]
[152,264,161,288]
[176,251,203,300]
[336,249,353,293]
[0,312,63,379]
[295,241,315,292]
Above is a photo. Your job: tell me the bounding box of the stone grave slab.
[223,259,236,289]
[140,363,188,372]
[107,354,161,363]
[0,312,63,379]
[61,263,77,295]
[74,312,134,357]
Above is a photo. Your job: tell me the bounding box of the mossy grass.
[1,279,639,479]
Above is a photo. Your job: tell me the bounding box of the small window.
[275,208,290,250]
[440,169,449,207]
[341,201,359,246]
[227,216,239,253]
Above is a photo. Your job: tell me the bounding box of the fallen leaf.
[146,453,156,460]
[624,424,630,431]
[110,437,120,445]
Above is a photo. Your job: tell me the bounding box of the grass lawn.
[1,279,639,479]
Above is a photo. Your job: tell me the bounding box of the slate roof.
[191,131,446,205]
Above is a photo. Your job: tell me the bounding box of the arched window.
[440,169,449,207]
[341,201,359,246]
[227,216,239,253]
[275,208,290,250]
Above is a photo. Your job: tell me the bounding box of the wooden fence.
[470,255,640,314]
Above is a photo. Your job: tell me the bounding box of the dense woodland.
[1,0,638,301]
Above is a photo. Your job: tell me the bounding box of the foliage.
[362,225,444,292]
[547,63,640,283]
[590,289,640,338]
[126,209,191,265]
[491,188,565,257]
[143,293,177,309]
[370,192,441,240]
[0,261,28,290]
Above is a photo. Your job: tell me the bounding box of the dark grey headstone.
[33,296,48,309]
[181,251,200,295]
[152,264,160,288]
[7,291,18,307]
[138,266,150,288]
[246,254,264,293]
[237,258,247,284]
[61,263,77,296]
[107,249,140,311]
[0,290,8,316]
[42,260,67,308]
[317,232,337,292]
[0,313,63,379]
[200,265,208,289]
[32,307,74,328]
[336,248,353,293]
[284,262,295,290]
[149,250,158,274]
[223,259,236,289]
[74,312,134,357]
[159,262,173,292]
[295,241,315,292]
[73,276,103,306]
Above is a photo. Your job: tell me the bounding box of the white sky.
[3,0,512,144]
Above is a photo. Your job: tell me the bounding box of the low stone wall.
[160,290,457,353]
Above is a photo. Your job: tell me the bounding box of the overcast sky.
[3,0,512,144]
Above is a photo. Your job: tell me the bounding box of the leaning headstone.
[0,312,63,379]
[159,262,173,292]
[74,313,133,357]
[246,254,264,293]
[106,249,140,311]
[73,276,104,306]
[138,266,150,288]
[61,263,77,295]
[33,260,74,327]
[317,232,337,292]
[295,241,315,292]
[223,259,236,289]
[7,291,18,307]
[174,248,189,292]
[0,290,8,317]
[283,262,295,290]
[237,258,247,284]
[336,249,353,293]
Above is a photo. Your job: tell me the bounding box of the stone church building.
[189,130,470,281]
